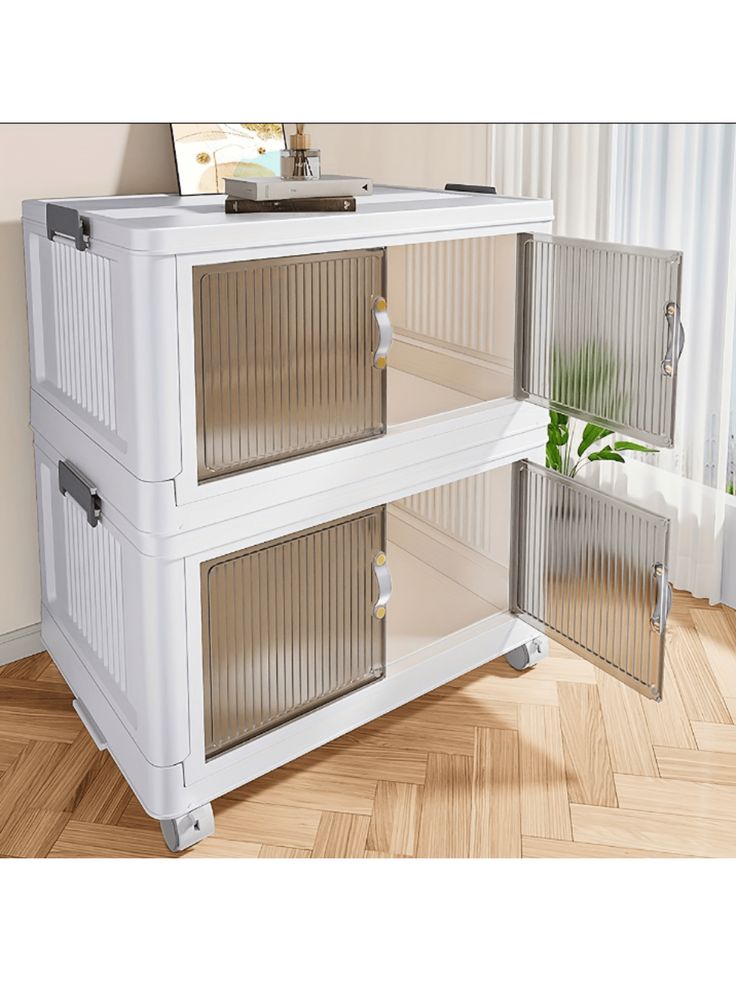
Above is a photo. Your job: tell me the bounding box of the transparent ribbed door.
[201,507,387,758]
[515,234,684,447]
[510,461,671,700]
[194,249,386,481]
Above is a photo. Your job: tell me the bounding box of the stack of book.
[224,175,373,214]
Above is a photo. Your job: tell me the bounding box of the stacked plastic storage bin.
[24,187,680,851]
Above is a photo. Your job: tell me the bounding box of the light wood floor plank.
[399,688,519,731]
[518,704,572,841]
[38,659,67,685]
[183,838,261,858]
[641,661,697,750]
[558,682,617,807]
[0,738,27,773]
[24,731,100,812]
[0,711,81,745]
[521,836,683,858]
[213,798,321,850]
[666,618,732,724]
[596,671,658,776]
[72,752,133,825]
[346,716,476,757]
[229,767,377,816]
[615,772,736,822]
[0,809,71,858]
[258,845,311,858]
[366,781,422,857]
[0,740,69,825]
[0,655,52,681]
[571,803,736,858]
[691,721,736,754]
[415,753,472,858]
[654,746,736,786]
[286,743,427,785]
[115,796,158,832]
[470,727,521,857]
[2,592,735,859]
[691,610,736,700]
[488,653,596,684]
[447,669,559,706]
[312,812,371,858]
[0,676,76,701]
[50,820,176,858]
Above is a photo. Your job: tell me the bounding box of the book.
[224,174,372,201]
[225,196,356,214]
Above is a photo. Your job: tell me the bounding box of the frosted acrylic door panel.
[193,249,386,481]
[510,461,671,700]
[515,233,683,447]
[201,507,387,759]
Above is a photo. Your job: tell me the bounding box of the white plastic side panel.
[24,224,182,481]
[34,443,190,767]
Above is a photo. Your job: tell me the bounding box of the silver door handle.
[372,551,393,620]
[371,296,393,369]
[650,563,673,634]
[661,302,685,377]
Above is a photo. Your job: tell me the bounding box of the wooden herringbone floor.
[1,591,735,858]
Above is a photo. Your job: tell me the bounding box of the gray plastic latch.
[46,203,90,251]
[58,460,101,527]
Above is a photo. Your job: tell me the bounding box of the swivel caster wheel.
[505,635,548,671]
[160,803,215,852]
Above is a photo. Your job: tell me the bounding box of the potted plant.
[546,410,658,478]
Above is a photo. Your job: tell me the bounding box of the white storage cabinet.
[24,187,684,851]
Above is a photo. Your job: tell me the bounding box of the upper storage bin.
[23,187,554,496]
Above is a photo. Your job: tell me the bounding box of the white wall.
[0,124,178,636]
[305,123,490,189]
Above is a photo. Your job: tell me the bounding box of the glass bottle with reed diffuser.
[280,123,321,180]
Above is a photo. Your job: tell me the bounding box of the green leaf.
[546,442,562,470]
[612,441,659,454]
[577,423,614,457]
[547,423,569,446]
[588,447,625,464]
[549,410,569,427]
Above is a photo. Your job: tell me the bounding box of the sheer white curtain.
[608,124,736,489]
[488,124,736,603]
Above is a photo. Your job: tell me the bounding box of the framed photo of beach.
[171,123,286,194]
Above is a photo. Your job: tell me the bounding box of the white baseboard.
[0,622,45,667]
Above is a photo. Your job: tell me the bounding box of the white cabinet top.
[23,184,554,255]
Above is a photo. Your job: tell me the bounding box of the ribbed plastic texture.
[201,508,386,758]
[517,234,682,447]
[194,250,385,481]
[62,493,126,692]
[512,461,668,699]
[400,238,511,361]
[51,243,117,432]
[398,469,510,564]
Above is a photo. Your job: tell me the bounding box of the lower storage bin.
[34,433,510,772]
[201,508,386,758]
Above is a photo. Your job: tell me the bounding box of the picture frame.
[170,123,286,194]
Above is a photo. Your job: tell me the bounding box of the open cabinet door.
[510,461,671,700]
[515,233,684,447]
